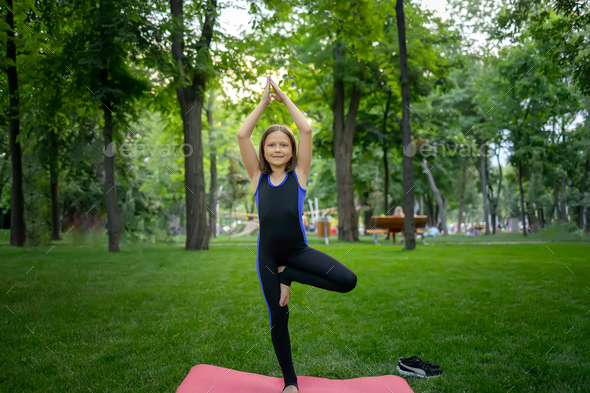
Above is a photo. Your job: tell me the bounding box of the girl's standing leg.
[280,247,357,293]
[257,247,298,390]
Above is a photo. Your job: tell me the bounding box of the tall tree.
[206,91,218,239]
[396,0,416,249]
[64,0,151,251]
[170,0,217,250]
[29,0,73,242]
[382,90,394,214]
[421,159,447,235]
[457,165,467,232]
[4,0,25,246]
[479,136,491,235]
[332,38,363,241]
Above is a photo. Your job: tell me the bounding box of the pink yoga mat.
[177,364,415,393]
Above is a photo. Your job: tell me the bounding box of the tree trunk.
[526,202,538,232]
[382,88,392,214]
[0,183,4,229]
[421,159,447,235]
[382,143,389,215]
[560,174,567,223]
[100,7,121,252]
[171,0,217,250]
[396,0,416,249]
[480,143,490,235]
[457,165,466,233]
[6,0,26,247]
[49,130,63,241]
[332,39,361,241]
[359,193,373,236]
[519,161,527,237]
[434,201,439,226]
[102,98,121,251]
[553,179,559,223]
[578,160,589,229]
[419,195,424,215]
[491,207,497,235]
[49,173,62,241]
[488,183,497,234]
[427,194,434,227]
[207,91,218,239]
[494,152,503,234]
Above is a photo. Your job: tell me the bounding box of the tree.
[218,151,249,232]
[170,0,217,250]
[3,0,26,246]
[497,0,590,95]
[396,0,416,249]
[420,158,448,235]
[64,0,152,251]
[206,90,218,239]
[26,0,74,242]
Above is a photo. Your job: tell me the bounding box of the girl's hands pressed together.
[260,76,272,107]
[269,77,288,104]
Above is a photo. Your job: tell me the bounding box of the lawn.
[1,235,589,392]
[205,224,590,245]
[422,229,590,244]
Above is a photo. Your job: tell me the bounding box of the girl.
[237,76,358,393]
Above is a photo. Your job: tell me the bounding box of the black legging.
[256,245,357,390]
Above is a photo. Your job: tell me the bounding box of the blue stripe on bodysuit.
[292,171,309,246]
[254,173,272,330]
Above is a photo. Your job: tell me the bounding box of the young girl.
[237,76,358,393]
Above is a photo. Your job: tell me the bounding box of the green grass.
[1,237,589,392]
[207,233,380,245]
[3,226,586,248]
[423,230,590,244]
[205,226,590,245]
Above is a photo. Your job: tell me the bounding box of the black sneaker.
[397,356,444,379]
[399,355,440,369]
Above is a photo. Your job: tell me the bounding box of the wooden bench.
[365,229,388,235]
[370,216,428,245]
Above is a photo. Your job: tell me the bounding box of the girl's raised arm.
[269,78,312,178]
[237,77,272,181]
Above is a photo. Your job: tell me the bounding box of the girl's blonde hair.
[258,124,298,174]
[394,206,405,216]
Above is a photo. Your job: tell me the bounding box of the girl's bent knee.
[342,272,357,293]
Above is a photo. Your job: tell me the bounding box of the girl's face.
[264,131,293,168]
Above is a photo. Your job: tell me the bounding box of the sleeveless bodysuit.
[254,170,358,391]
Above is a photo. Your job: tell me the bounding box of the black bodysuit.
[254,170,358,391]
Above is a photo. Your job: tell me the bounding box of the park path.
[426,241,552,245]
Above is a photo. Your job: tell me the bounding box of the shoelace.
[399,353,436,368]
[415,356,436,369]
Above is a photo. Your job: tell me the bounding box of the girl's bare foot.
[282,385,298,393]
[279,283,290,307]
